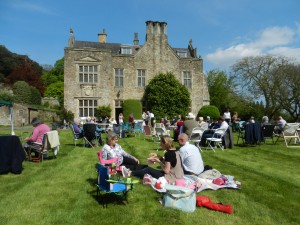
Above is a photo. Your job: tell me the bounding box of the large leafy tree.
[275,63,300,121]
[206,69,236,112]
[12,81,31,104]
[144,72,190,120]
[231,55,289,119]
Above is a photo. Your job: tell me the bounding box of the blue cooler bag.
[163,184,196,213]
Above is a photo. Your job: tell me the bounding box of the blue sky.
[1,0,299,73]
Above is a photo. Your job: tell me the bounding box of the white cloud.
[10,1,55,15]
[205,25,300,70]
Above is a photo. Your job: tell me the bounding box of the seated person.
[85,117,104,146]
[130,135,184,184]
[23,118,51,158]
[72,118,83,138]
[101,133,145,171]
[274,116,287,134]
[200,116,229,146]
[178,133,204,175]
[173,116,184,141]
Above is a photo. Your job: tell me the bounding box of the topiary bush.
[123,99,142,121]
[197,105,220,120]
[95,105,112,121]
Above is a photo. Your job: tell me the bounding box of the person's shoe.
[122,167,131,178]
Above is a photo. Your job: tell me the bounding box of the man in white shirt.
[178,133,204,175]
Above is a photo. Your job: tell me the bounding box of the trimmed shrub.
[95,105,112,121]
[197,105,220,120]
[123,99,142,121]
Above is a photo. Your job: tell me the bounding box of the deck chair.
[154,127,169,142]
[70,124,84,147]
[206,128,227,151]
[236,125,245,145]
[96,163,136,208]
[28,130,60,162]
[133,121,144,137]
[262,124,275,144]
[142,125,154,141]
[275,123,300,147]
[83,123,98,147]
[189,127,205,151]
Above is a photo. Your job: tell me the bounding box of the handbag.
[163,184,196,213]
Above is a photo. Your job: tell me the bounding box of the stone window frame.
[115,99,123,108]
[114,68,124,87]
[177,51,187,58]
[78,99,98,117]
[121,46,132,55]
[78,65,99,83]
[137,69,146,87]
[182,71,192,89]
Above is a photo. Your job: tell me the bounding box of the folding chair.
[189,127,205,151]
[275,123,300,147]
[133,121,144,137]
[262,124,275,144]
[83,123,98,147]
[28,130,60,162]
[96,163,136,208]
[143,125,155,141]
[206,128,227,151]
[70,124,84,147]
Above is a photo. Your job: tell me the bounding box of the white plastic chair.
[189,127,205,151]
[206,128,227,151]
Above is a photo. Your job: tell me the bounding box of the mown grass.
[0,128,299,225]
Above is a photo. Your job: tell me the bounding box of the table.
[0,135,25,174]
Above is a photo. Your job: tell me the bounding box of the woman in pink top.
[24,118,50,159]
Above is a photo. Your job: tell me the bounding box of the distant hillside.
[0,45,44,94]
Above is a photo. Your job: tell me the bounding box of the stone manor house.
[64,21,210,120]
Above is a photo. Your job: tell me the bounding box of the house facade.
[64,21,210,120]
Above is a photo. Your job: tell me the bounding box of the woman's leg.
[132,167,164,179]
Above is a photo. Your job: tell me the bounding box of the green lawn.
[0,128,299,225]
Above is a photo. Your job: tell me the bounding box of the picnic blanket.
[144,169,241,193]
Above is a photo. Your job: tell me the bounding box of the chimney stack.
[134,32,139,45]
[98,29,107,43]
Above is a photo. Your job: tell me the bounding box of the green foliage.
[12,81,31,104]
[123,99,142,121]
[0,90,14,102]
[95,105,112,119]
[144,72,190,120]
[0,129,299,225]
[57,108,74,123]
[197,105,220,120]
[30,86,41,105]
[207,69,236,112]
[44,81,64,106]
[42,58,64,87]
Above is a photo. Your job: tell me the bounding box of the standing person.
[178,133,204,175]
[148,111,155,127]
[223,109,231,124]
[130,135,184,184]
[118,113,124,125]
[23,118,51,158]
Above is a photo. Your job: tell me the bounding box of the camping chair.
[236,124,245,145]
[96,163,136,208]
[83,123,98,147]
[206,128,227,152]
[113,124,122,138]
[261,124,275,144]
[143,125,155,141]
[133,121,144,137]
[28,130,60,162]
[70,124,84,147]
[189,127,205,151]
[97,150,122,176]
[275,123,300,147]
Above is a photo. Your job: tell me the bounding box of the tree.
[197,105,220,120]
[44,81,64,106]
[144,72,190,120]
[12,81,31,104]
[206,69,236,112]
[42,58,64,87]
[123,99,142,121]
[95,105,112,120]
[231,55,290,119]
[30,86,41,105]
[274,63,300,121]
